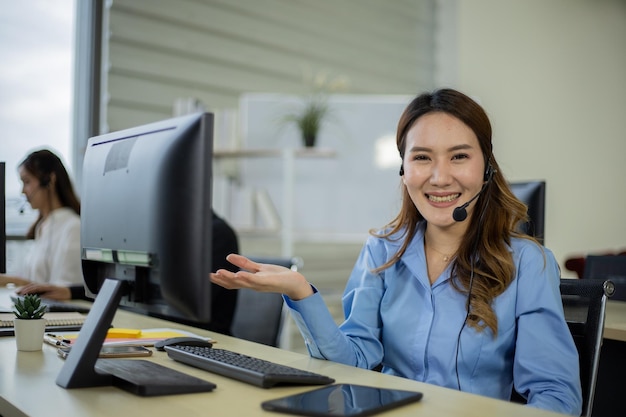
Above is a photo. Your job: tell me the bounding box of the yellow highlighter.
[106,328,142,338]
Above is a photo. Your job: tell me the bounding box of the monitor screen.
[80,112,214,322]
[509,180,546,245]
[57,112,215,394]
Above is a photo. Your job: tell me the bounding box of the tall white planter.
[14,319,46,351]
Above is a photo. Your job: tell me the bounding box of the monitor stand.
[55,278,216,396]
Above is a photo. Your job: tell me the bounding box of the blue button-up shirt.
[285,224,582,416]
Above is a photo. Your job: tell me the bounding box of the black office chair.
[560,278,614,417]
[230,256,303,347]
[582,254,626,301]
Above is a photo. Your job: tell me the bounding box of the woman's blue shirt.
[285,224,582,415]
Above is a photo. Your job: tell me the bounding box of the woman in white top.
[0,149,83,300]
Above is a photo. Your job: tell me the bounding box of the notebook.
[0,312,86,336]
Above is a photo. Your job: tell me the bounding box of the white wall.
[437,0,626,275]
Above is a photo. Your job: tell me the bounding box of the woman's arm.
[16,283,72,301]
[0,274,30,287]
[513,245,582,416]
[211,240,387,370]
[285,240,386,369]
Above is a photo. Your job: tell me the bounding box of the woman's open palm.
[210,254,313,300]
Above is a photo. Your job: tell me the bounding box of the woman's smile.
[426,193,461,204]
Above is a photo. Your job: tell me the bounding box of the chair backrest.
[560,278,615,417]
[582,254,626,301]
[230,256,303,347]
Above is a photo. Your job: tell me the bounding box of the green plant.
[13,294,46,320]
[280,70,349,147]
[282,94,330,147]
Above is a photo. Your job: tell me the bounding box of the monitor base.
[56,278,215,396]
[95,359,215,396]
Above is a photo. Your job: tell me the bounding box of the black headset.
[483,163,495,183]
[454,160,494,391]
[40,175,50,187]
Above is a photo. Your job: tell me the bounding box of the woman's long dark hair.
[20,149,80,239]
[372,89,534,335]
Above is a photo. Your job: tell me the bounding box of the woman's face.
[401,112,486,229]
[19,166,47,210]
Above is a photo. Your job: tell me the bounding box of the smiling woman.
[210,88,583,416]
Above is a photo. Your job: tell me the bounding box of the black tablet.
[261,384,423,417]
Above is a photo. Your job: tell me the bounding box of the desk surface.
[605,300,626,342]
[0,288,569,417]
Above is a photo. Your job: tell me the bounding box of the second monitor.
[509,180,546,245]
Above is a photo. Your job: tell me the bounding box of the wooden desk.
[604,300,626,342]
[0,290,568,417]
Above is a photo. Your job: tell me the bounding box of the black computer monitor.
[509,180,546,245]
[56,112,217,395]
[80,112,214,322]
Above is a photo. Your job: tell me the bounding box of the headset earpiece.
[399,165,404,176]
[483,164,495,182]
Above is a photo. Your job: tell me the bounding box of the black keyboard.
[164,344,335,388]
[11,294,91,314]
[45,302,91,314]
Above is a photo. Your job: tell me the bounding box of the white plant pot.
[14,319,46,351]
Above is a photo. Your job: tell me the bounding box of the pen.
[44,334,71,347]
[47,333,72,343]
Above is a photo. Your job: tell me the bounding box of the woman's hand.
[210,254,314,301]
[0,275,30,287]
[17,283,72,301]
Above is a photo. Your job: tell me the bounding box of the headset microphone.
[18,199,27,215]
[452,164,495,222]
[452,190,483,222]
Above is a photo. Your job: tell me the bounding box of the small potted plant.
[280,71,349,148]
[282,93,330,148]
[13,294,47,351]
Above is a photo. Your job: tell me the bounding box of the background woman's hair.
[20,149,80,239]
